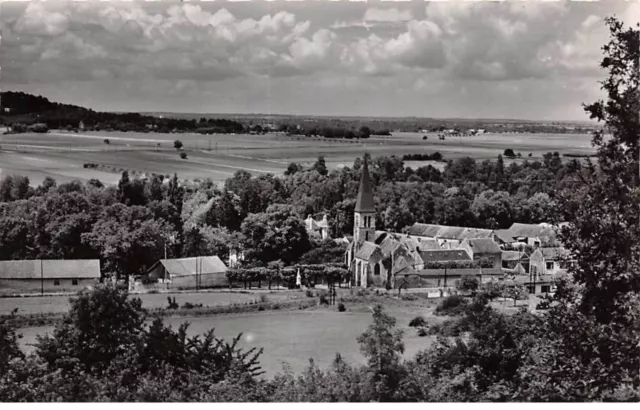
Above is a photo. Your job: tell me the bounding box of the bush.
[400,293,418,301]
[103,138,110,145]
[417,327,428,337]
[409,316,426,328]
[259,294,268,303]
[272,303,281,310]
[180,152,188,159]
[435,295,468,316]
[174,140,183,149]
[422,135,428,140]
[258,306,265,311]
[504,148,516,158]
[182,302,203,310]
[319,295,329,305]
[338,303,346,312]
[305,289,314,298]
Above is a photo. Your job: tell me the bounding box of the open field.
[0,130,596,186]
[16,300,443,377]
[0,289,307,316]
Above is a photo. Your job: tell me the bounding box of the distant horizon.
[1,87,599,126]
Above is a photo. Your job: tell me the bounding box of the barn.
[0,259,101,295]
[146,256,229,290]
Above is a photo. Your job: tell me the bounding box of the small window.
[546,262,554,270]
[541,285,551,293]
[53,279,60,286]
[72,279,79,286]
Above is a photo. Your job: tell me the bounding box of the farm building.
[458,238,503,270]
[146,256,229,290]
[0,259,101,295]
[506,223,560,248]
[406,223,495,248]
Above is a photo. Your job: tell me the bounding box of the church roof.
[355,157,375,213]
[354,241,380,261]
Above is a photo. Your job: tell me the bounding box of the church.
[345,156,504,289]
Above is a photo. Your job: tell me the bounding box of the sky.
[1,0,640,121]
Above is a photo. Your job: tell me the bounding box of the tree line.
[0,147,584,281]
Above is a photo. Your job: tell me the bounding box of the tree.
[503,148,516,158]
[560,17,640,325]
[457,275,480,295]
[358,126,371,139]
[356,305,405,401]
[240,204,311,265]
[174,140,183,149]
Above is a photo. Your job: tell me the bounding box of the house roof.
[540,247,571,260]
[417,238,441,251]
[418,249,471,263]
[464,238,502,254]
[508,223,558,240]
[150,256,227,278]
[494,229,515,243]
[378,236,401,257]
[0,259,101,280]
[459,228,495,240]
[502,250,530,261]
[407,223,493,241]
[355,157,375,213]
[354,241,379,261]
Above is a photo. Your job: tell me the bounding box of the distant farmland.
[0,130,596,186]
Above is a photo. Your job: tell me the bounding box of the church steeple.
[355,156,375,213]
[353,156,375,246]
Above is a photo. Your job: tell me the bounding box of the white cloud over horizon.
[0,0,633,120]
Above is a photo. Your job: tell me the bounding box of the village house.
[304,214,331,240]
[529,247,574,277]
[146,256,228,290]
[458,238,503,270]
[505,222,560,248]
[501,250,530,275]
[0,259,101,295]
[407,223,496,249]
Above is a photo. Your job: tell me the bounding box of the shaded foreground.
[0,284,637,402]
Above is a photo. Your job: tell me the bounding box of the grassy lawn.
[15,296,444,377]
[0,289,306,316]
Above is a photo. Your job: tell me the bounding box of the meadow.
[0,130,596,186]
[15,301,443,377]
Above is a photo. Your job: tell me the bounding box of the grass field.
[0,130,596,187]
[0,289,306,316]
[15,300,444,377]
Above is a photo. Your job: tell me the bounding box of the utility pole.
[41,259,44,296]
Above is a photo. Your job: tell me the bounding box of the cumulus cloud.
[364,8,413,23]
[0,0,631,119]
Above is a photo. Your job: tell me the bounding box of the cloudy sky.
[2,0,640,121]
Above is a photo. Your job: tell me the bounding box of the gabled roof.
[149,256,227,278]
[407,223,493,241]
[378,236,401,257]
[418,249,471,263]
[459,228,495,240]
[0,260,101,280]
[508,223,557,239]
[354,241,380,261]
[494,229,516,243]
[502,251,530,261]
[355,157,375,213]
[464,238,502,254]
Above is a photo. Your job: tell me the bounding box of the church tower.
[353,156,376,247]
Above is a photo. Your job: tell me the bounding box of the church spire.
[355,156,375,213]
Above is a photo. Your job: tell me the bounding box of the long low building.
[146,256,229,290]
[0,259,101,295]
